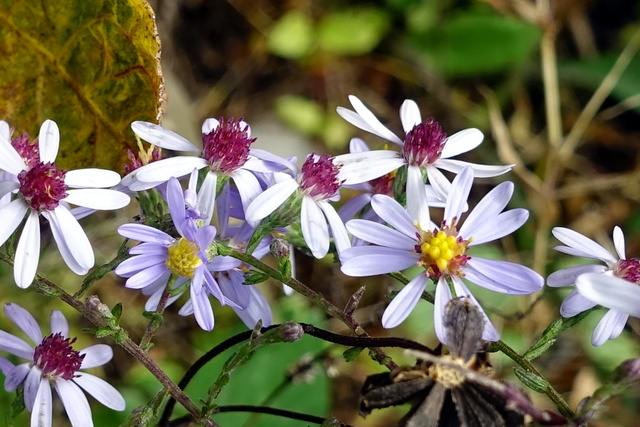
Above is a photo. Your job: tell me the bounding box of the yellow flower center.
[166,238,202,278]
[417,223,470,278]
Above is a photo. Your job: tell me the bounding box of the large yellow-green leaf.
[0,0,164,172]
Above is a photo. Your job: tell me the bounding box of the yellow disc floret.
[166,238,203,278]
[417,223,469,277]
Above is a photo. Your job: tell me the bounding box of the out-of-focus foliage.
[0,0,164,172]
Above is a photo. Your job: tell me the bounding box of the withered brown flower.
[359,298,565,427]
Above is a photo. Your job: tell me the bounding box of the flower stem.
[492,339,575,418]
[215,243,398,370]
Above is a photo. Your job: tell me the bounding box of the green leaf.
[523,309,594,361]
[267,10,315,59]
[343,346,364,362]
[0,0,164,172]
[318,8,390,56]
[411,11,540,77]
[513,368,549,394]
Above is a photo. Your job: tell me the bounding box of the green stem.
[216,243,397,370]
[492,339,574,418]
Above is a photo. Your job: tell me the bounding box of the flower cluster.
[0,93,638,425]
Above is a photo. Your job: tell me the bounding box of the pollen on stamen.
[418,225,470,278]
[166,238,203,278]
[202,118,256,174]
[615,258,640,284]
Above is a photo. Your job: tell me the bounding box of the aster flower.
[341,167,543,342]
[338,137,445,225]
[0,120,130,288]
[0,303,125,427]
[244,153,351,259]
[335,95,511,222]
[125,118,288,222]
[115,176,233,331]
[547,226,640,346]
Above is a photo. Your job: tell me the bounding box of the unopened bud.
[281,322,304,342]
[270,238,290,259]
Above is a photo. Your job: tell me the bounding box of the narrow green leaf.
[513,368,549,394]
[524,309,594,361]
[0,0,164,171]
[343,346,364,362]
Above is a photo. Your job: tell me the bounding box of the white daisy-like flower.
[0,303,125,427]
[548,226,640,346]
[0,120,130,288]
[335,95,512,223]
[115,176,232,331]
[244,153,351,259]
[340,167,543,342]
[124,118,289,222]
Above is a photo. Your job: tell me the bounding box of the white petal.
[547,264,607,287]
[340,246,420,276]
[591,309,628,346]
[31,378,52,427]
[434,158,512,178]
[301,197,329,258]
[244,178,298,226]
[24,367,42,411]
[382,275,428,328]
[54,378,93,427]
[5,363,29,391]
[434,277,451,343]
[399,99,421,133]
[38,120,59,163]
[74,372,126,411]
[406,165,430,230]
[134,156,207,183]
[0,141,27,174]
[370,194,420,238]
[612,226,626,260]
[334,150,404,185]
[576,273,640,317]
[64,189,130,210]
[337,96,403,145]
[319,202,351,255]
[131,121,199,152]
[118,224,173,245]
[464,258,543,294]
[552,227,617,263]
[347,219,415,250]
[443,166,473,224]
[0,330,34,359]
[425,165,452,201]
[43,207,94,274]
[348,137,370,153]
[465,209,528,246]
[440,128,483,158]
[14,210,40,289]
[0,120,10,141]
[80,344,113,369]
[0,180,19,200]
[231,168,262,212]
[201,118,220,134]
[50,310,69,337]
[560,290,597,317]
[4,302,42,344]
[65,169,121,188]
[197,171,217,224]
[0,199,28,246]
[459,181,514,237]
[190,286,214,331]
[233,287,273,328]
